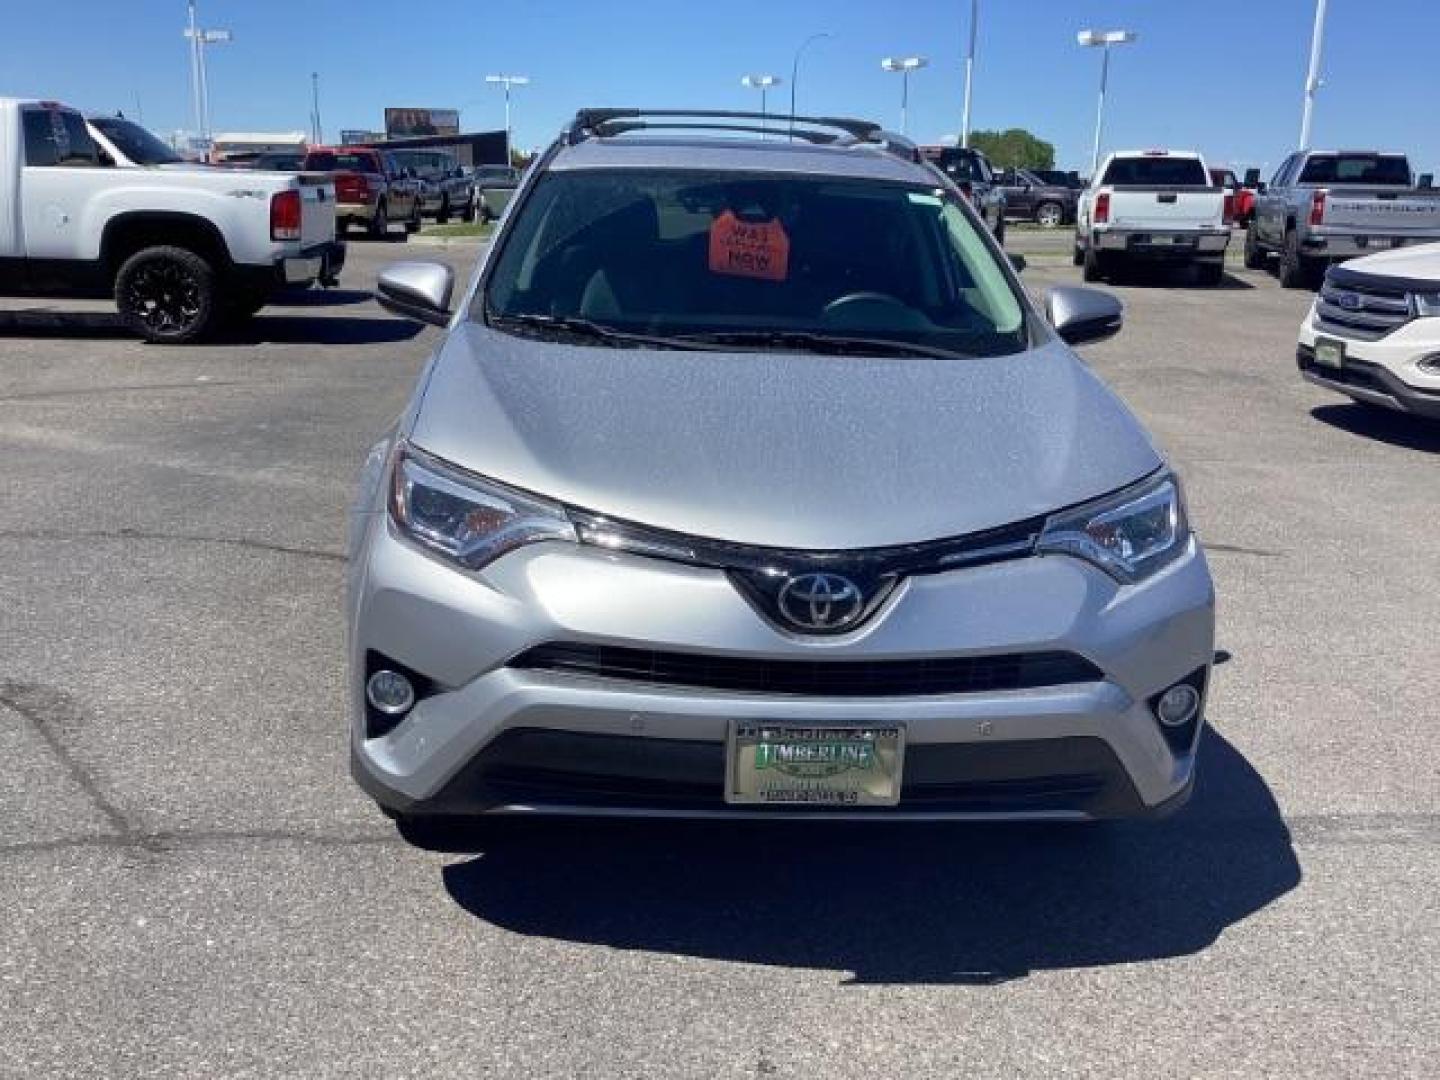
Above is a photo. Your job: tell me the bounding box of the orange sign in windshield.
[707,211,791,282]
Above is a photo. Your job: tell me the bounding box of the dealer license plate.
[1314,338,1345,370]
[726,722,905,807]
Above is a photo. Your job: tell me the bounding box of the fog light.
[366,669,415,716]
[1156,683,1201,727]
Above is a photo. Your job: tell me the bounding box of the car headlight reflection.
[389,442,576,570]
[1037,472,1190,584]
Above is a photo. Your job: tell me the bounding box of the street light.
[880,56,929,137]
[183,2,231,146]
[741,74,782,132]
[485,74,530,166]
[1077,29,1136,180]
[1299,0,1329,149]
[310,72,322,145]
[961,0,978,148]
[789,31,833,137]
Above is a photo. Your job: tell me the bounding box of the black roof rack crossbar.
[595,120,842,145]
[567,108,883,145]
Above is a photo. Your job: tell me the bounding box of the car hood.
[1339,241,1440,285]
[409,324,1162,550]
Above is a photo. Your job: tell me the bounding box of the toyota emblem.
[777,573,865,631]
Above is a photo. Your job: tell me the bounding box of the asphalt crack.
[0,527,345,563]
[0,680,160,853]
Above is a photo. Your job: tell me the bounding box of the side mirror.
[1046,286,1123,346]
[1009,253,1027,273]
[376,261,455,328]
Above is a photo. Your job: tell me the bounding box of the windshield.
[1299,154,1411,186]
[480,168,1027,358]
[89,117,182,165]
[1101,157,1210,186]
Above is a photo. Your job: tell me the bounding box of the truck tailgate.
[294,174,338,247]
[1319,189,1440,235]
[1108,188,1224,230]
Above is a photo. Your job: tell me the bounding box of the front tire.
[1243,223,1265,269]
[368,201,388,240]
[1279,227,1320,289]
[114,246,217,344]
[1082,242,1107,283]
[437,196,451,224]
[1035,201,1065,229]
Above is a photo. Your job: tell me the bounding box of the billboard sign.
[384,108,461,139]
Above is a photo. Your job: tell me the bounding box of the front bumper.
[348,507,1216,822]
[1298,309,1440,417]
[1093,229,1230,258]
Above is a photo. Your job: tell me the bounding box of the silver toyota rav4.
[349,109,1215,826]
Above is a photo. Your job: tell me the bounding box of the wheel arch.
[100,212,233,283]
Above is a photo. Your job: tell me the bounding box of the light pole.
[789,31,833,137]
[310,72,322,145]
[881,56,929,137]
[741,74,782,132]
[1299,0,1329,149]
[486,74,530,166]
[961,0,978,148]
[1077,29,1136,180]
[182,2,231,146]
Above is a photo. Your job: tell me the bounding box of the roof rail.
[564,109,921,163]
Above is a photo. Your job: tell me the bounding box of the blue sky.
[4,0,1437,174]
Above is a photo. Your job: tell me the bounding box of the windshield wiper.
[670,329,968,360]
[487,312,716,351]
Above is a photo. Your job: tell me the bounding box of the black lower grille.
[508,643,1103,697]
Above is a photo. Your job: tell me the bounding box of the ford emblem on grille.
[777,573,865,631]
[1335,292,1364,312]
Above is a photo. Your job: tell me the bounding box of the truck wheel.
[993,216,1006,246]
[1072,237,1085,266]
[1279,228,1319,290]
[1242,224,1265,269]
[1197,260,1225,288]
[1082,243,1106,283]
[404,201,422,235]
[1035,201,1064,229]
[114,246,217,345]
[462,197,477,223]
[437,196,451,225]
[369,201,388,240]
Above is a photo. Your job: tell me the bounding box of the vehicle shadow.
[1108,265,1255,291]
[0,309,422,346]
[266,288,373,308]
[436,727,1299,984]
[1310,403,1440,453]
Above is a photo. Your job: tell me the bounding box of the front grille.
[1315,276,1413,340]
[508,642,1103,697]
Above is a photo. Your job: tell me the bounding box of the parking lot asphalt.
[2,238,1437,1078]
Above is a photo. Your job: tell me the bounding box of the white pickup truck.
[1074,150,1231,286]
[0,98,344,342]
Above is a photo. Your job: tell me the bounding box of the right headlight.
[1412,292,1440,317]
[1036,471,1190,584]
[389,442,576,571]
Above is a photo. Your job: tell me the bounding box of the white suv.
[1298,242,1440,420]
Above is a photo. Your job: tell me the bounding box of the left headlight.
[389,442,576,570]
[1036,471,1190,584]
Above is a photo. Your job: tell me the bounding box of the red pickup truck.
[301,146,423,239]
[1210,167,1256,227]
